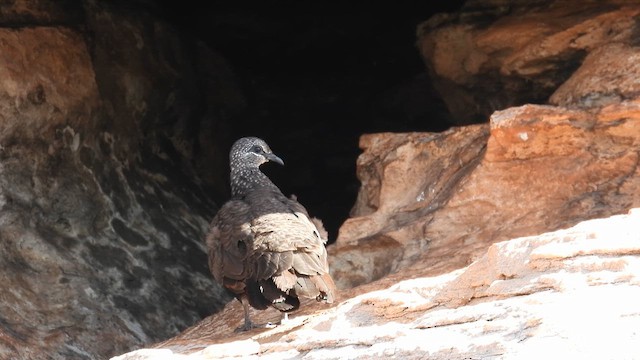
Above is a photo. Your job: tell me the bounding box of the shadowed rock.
[206,137,336,331]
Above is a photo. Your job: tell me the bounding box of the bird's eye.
[251,145,263,153]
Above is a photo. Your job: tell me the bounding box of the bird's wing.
[246,190,330,279]
[205,199,253,285]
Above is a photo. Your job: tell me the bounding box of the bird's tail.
[293,273,337,304]
[252,278,301,312]
[246,280,270,310]
[312,273,337,303]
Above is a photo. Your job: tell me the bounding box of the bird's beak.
[266,153,284,166]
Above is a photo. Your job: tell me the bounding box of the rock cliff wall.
[0,1,244,358]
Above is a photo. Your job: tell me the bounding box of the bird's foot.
[234,323,254,332]
[234,320,260,332]
[235,320,277,332]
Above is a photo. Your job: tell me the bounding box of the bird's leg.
[235,295,281,331]
[235,295,256,332]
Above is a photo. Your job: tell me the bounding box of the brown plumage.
[206,137,336,331]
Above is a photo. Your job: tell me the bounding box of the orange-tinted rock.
[332,101,640,289]
[0,3,243,359]
[550,43,640,107]
[0,27,98,141]
[418,2,640,123]
[347,127,489,220]
[332,126,490,287]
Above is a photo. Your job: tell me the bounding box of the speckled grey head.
[230,137,284,169]
[229,137,284,196]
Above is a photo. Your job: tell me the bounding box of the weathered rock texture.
[110,101,640,359]
[334,100,640,288]
[417,1,640,123]
[113,208,640,359]
[550,42,640,107]
[0,1,244,359]
[5,1,640,359]
[110,2,640,357]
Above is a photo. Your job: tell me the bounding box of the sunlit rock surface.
[334,100,640,288]
[113,209,640,359]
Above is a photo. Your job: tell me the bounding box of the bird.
[206,136,336,331]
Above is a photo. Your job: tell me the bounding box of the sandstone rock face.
[109,97,640,357]
[5,1,640,359]
[417,2,640,123]
[112,209,640,359]
[106,1,640,359]
[0,27,97,141]
[331,126,490,288]
[0,1,244,359]
[83,0,246,189]
[550,42,640,107]
[333,100,640,288]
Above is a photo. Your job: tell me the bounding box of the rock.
[333,100,640,288]
[4,1,640,358]
[0,27,98,141]
[0,1,245,359]
[110,208,640,359]
[83,0,246,190]
[417,2,640,123]
[550,42,640,107]
[109,94,640,358]
[0,0,83,25]
[332,126,490,288]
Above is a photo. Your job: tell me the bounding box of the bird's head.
[230,137,284,169]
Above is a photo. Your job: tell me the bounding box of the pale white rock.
[112,208,640,360]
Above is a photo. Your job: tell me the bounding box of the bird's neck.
[231,166,280,197]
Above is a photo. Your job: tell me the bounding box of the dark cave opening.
[145,1,466,241]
